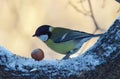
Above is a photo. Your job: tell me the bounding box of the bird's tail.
[92,33,104,37]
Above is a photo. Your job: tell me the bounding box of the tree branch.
[1,16,120,79]
[116,0,120,3]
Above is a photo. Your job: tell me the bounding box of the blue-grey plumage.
[33,25,103,59]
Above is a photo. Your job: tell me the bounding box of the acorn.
[31,48,44,61]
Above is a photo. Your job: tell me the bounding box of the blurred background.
[0,0,120,59]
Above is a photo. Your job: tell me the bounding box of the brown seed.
[31,48,44,61]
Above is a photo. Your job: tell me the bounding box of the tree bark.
[1,16,120,79]
[116,0,120,3]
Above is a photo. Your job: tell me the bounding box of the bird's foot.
[61,55,70,60]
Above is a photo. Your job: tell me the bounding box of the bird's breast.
[45,39,76,54]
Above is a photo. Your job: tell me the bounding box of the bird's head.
[33,25,53,42]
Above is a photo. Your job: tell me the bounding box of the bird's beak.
[32,34,36,37]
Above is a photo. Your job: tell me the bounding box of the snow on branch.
[1,16,120,79]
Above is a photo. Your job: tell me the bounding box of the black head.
[33,25,52,38]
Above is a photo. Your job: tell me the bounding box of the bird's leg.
[62,51,71,60]
[62,48,78,60]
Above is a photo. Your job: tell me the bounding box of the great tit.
[33,25,103,59]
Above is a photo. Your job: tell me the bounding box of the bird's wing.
[54,31,94,43]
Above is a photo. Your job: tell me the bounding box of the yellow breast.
[45,39,75,54]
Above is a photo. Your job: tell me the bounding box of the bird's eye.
[38,35,48,42]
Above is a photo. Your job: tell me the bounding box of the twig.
[88,0,98,29]
[68,0,90,16]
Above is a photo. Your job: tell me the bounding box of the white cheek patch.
[38,35,48,42]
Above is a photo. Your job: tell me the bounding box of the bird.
[33,25,103,59]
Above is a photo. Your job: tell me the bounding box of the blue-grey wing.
[54,31,93,43]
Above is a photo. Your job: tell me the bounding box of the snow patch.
[104,46,116,57]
